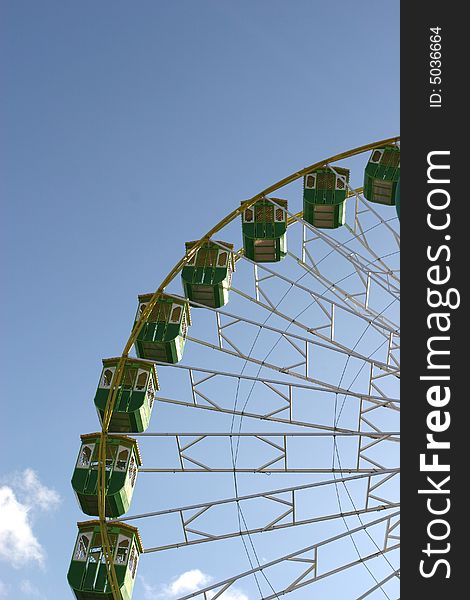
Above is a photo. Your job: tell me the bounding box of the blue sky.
[1,1,399,599]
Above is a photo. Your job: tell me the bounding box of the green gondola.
[134,293,191,363]
[181,240,235,308]
[94,358,158,433]
[363,145,400,205]
[67,520,143,600]
[241,198,287,262]
[71,434,141,518]
[303,167,350,229]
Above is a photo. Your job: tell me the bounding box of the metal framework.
[171,512,400,600]
[96,137,400,600]
[117,472,398,553]
[135,431,397,473]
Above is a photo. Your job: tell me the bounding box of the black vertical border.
[401,2,466,598]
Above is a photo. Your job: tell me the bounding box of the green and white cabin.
[71,433,141,518]
[134,293,191,363]
[241,198,288,262]
[181,240,235,308]
[68,520,143,600]
[363,145,400,205]
[303,167,350,229]
[94,358,158,433]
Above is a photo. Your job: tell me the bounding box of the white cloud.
[140,576,160,600]
[165,569,212,596]
[215,590,248,600]
[15,469,61,511]
[0,487,45,567]
[0,469,61,569]
[19,580,46,598]
[141,570,248,600]
[0,580,10,598]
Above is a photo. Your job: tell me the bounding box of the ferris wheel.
[67,138,400,600]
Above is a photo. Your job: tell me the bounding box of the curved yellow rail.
[97,135,399,599]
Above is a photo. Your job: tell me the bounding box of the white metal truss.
[204,299,397,374]
[210,238,399,339]
[209,235,401,378]
[283,204,400,300]
[133,364,399,437]
[184,335,398,403]
[293,239,399,345]
[383,514,401,552]
[356,362,400,514]
[136,432,397,473]
[356,569,400,600]
[117,472,399,553]
[246,259,400,377]
[169,511,400,600]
